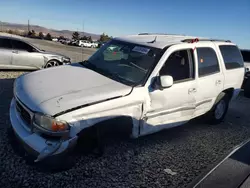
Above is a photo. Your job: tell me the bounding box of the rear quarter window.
[219,45,244,69]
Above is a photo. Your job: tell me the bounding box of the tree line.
[72,31,112,42]
[3,29,112,42]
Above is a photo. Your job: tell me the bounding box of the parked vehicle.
[62,39,71,45]
[78,40,93,48]
[52,38,58,42]
[91,41,99,48]
[0,36,71,69]
[9,34,244,168]
[98,41,106,48]
[189,139,250,188]
[68,40,78,46]
[59,39,66,44]
[241,49,250,98]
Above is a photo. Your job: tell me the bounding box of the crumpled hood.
[15,64,132,116]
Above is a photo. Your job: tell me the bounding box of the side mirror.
[158,75,174,89]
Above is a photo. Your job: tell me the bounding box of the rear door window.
[197,47,220,77]
[219,45,244,69]
[11,39,34,52]
[0,38,12,49]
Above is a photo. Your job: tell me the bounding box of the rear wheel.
[206,93,230,124]
[45,60,60,68]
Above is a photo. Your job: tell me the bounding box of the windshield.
[241,50,250,63]
[83,40,162,86]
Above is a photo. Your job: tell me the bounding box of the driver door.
[141,47,197,136]
[11,39,44,69]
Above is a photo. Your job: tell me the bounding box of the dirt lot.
[25,38,97,63]
[0,40,250,188]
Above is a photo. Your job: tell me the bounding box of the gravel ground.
[1,71,250,188]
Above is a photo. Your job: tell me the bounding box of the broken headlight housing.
[61,57,70,63]
[33,113,69,134]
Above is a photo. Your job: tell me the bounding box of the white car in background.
[78,40,92,48]
[91,42,99,48]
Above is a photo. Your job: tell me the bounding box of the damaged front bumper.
[9,98,77,162]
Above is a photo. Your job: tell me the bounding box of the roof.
[114,33,232,49]
[0,33,25,40]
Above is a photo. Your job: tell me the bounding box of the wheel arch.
[76,115,135,139]
[215,88,234,104]
[44,59,62,68]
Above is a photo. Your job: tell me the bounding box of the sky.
[0,0,249,48]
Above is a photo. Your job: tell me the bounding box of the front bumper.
[62,60,71,65]
[9,98,77,162]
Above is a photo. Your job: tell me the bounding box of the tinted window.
[219,45,244,69]
[241,50,250,63]
[197,48,220,77]
[11,40,34,52]
[0,38,12,49]
[160,49,195,82]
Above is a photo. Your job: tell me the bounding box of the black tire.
[206,93,230,125]
[76,126,104,157]
[244,78,250,98]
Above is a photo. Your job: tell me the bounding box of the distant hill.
[0,21,100,40]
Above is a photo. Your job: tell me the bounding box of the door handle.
[188,88,197,94]
[216,80,222,85]
[12,50,18,54]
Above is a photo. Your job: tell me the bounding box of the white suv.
[9,34,245,165]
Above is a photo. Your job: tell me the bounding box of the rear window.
[0,38,12,49]
[241,50,250,63]
[197,47,220,77]
[219,45,244,69]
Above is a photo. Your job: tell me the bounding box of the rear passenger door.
[194,44,224,117]
[0,38,12,66]
[11,39,43,68]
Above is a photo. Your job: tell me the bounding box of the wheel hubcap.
[46,61,59,68]
[215,100,226,119]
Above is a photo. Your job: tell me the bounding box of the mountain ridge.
[0,21,100,40]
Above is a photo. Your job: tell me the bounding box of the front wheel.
[45,60,60,68]
[206,93,230,124]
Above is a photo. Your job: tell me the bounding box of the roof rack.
[181,38,231,43]
[138,33,186,36]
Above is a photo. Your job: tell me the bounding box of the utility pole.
[81,21,84,62]
[28,19,30,32]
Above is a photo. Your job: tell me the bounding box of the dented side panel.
[57,87,148,138]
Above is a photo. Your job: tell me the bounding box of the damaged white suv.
[10,33,245,165]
